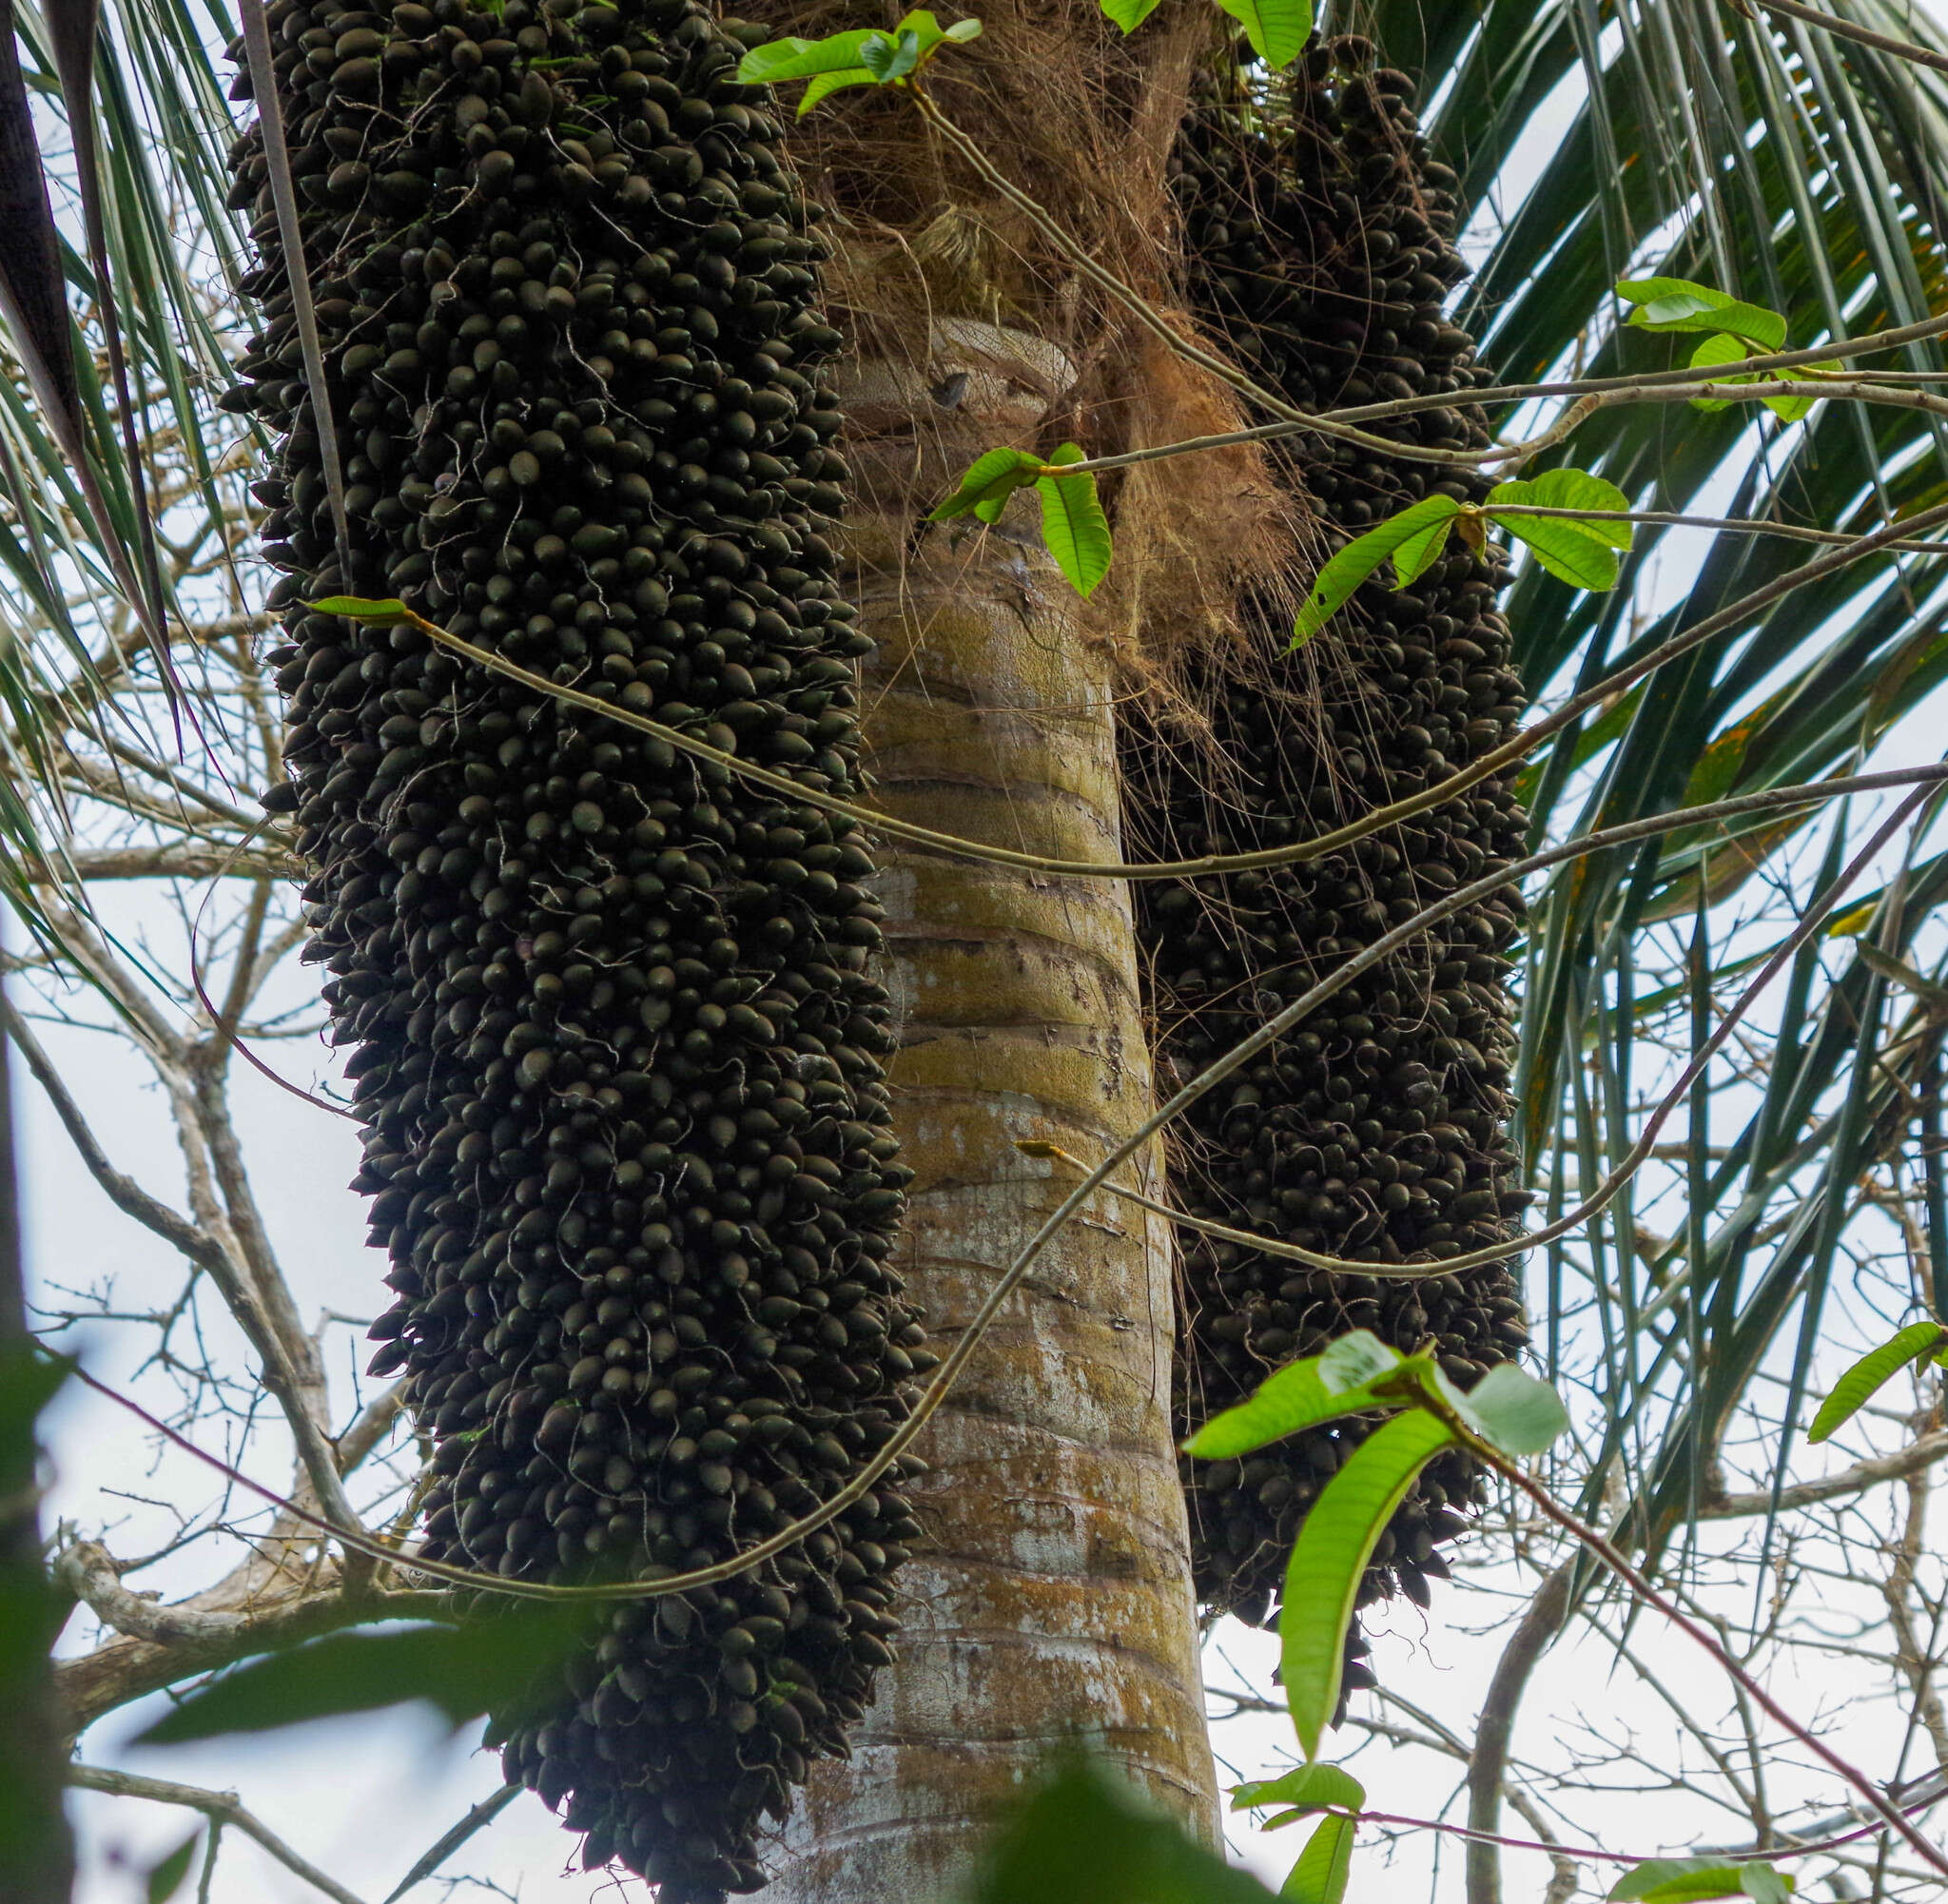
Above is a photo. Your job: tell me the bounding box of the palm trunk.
[769,322,1218,1899]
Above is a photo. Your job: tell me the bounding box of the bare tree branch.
[53,1538,454,1736]
[67,1763,370,1904]
[1468,1564,1573,1904]
[0,993,360,1536]
[1701,1432,1948,1520]
[48,844,299,882]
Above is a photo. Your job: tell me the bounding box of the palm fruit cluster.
[1149,37,1532,1637]
[220,0,934,1893]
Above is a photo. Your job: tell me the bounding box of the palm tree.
[10,0,1948,1898]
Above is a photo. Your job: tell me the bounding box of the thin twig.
[1443,1422,1948,1874]
[1746,0,1948,79]
[379,1784,522,1904]
[406,528,1948,884]
[67,1763,368,1904]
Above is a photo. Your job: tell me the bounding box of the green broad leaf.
[1447,1362,1572,1456]
[930,446,1045,523]
[1317,1331,1403,1394]
[1485,467,1633,548]
[1100,0,1162,29]
[959,1757,1281,1903]
[1808,1321,1948,1443]
[1184,1335,1404,1460]
[307,594,412,623]
[1280,1409,1459,1758]
[1687,333,1753,414]
[796,68,877,112]
[1212,0,1314,69]
[1614,276,1787,349]
[736,28,887,82]
[1491,513,1624,590]
[1292,495,1463,646]
[1281,1812,1355,1904]
[1610,1859,1794,1903]
[133,1607,586,1744]
[1232,1764,1366,1817]
[1392,510,1455,586]
[1036,444,1113,598]
[1649,298,1785,349]
[1685,336,1815,421]
[145,1829,202,1904]
[1611,1861,1728,1901]
[889,10,972,53]
[1761,367,1816,423]
[861,28,922,79]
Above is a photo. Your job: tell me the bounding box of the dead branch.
[67,1762,370,1904]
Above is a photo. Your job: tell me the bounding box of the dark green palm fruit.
[1143,37,1532,1636]
[221,1,935,1894]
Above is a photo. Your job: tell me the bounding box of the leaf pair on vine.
[928,444,1113,597]
[733,10,982,110]
[1617,276,1814,422]
[1101,0,1314,69]
[1292,468,1635,647]
[740,0,1321,88]
[1179,1332,1568,1899]
[1231,1763,1364,1903]
[1186,1331,1569,1759]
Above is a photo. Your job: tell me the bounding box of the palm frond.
[1351,0,1948,1596]
[0,0,249,955]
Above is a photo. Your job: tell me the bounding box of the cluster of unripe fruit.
[1148,36,1532,1638]
[224,0,1537,1881]
[224,0,934,1893]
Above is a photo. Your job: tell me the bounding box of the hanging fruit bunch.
[1147,35,1533,1642]
[221,0,933,1894]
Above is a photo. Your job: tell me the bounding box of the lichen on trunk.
[769,314,1218,1904]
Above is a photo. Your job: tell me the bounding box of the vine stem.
[52,764,1942,1604]
[1430,505,1948,553]
[906,86,1309,432]
[1029,765,1944,1281]
[1304,1797,1934,1869]
[885,57,1948,487]
[1447,1413,1948,1876]
[398,482,1948,889]
[1047,370,1948,481]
